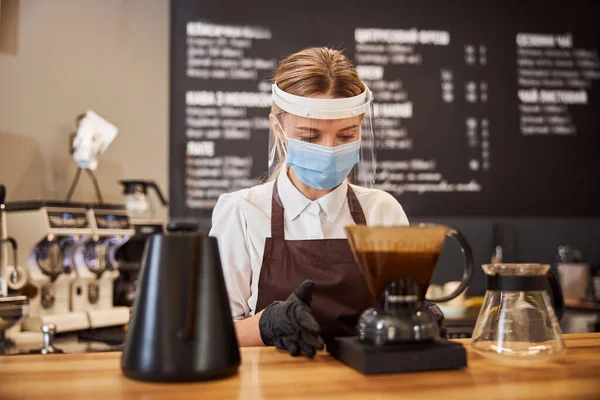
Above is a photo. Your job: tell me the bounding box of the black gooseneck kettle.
[121,221,240,382]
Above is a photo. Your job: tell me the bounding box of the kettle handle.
[180,247,199,341]
[166,223,201,340]
[426,228,474,303]
[546,270,565,321]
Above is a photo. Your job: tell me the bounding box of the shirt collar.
[316,179,348,222]
[277,166,348,222]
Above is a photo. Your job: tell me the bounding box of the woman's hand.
[259,280,325,357]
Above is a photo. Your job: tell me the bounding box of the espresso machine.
[0,185,30,354]
[328,224,473,374]
[5,201,91,343]
[114,180,168,307]
[71,204,133,328]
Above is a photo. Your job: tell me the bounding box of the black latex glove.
[259,280,325,357]
[423,301,447,338]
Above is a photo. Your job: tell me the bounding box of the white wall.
[0,0,169,221]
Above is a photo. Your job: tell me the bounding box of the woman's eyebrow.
[338,124,360,133]
[295,126,321,133]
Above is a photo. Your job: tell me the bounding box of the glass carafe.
[471,264,565,363]
[119,180,168,220]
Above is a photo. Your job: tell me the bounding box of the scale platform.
[327,337,467,375]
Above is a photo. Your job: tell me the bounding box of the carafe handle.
[546,270,565,321]
[148,181,169,206]
[425,228,474,303]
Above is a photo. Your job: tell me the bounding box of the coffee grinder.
[71,204,133,328]
[114,180,168,307]
[5,201,92,339]
[328,224,474,375]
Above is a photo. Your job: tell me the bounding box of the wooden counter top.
[2,333,600,400]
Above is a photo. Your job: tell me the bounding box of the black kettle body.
[121,221,240,382]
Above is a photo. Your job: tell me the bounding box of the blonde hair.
[268,47,365,181]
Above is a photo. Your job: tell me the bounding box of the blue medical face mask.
[280,126,361,190]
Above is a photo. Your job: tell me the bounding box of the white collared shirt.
[209,167,409,320]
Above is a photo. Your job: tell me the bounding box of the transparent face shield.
[268,83,377,191]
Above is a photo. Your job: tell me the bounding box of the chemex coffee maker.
[328,224,473,374]
[114,180,168,307]
[71,204,133,328]
[121,221,240,382]
[5,201,92,342]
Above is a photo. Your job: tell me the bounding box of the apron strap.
[271,181,285,240]
[271,180,367,239]
[346,185,367,225]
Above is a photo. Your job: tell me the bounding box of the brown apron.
[255,181,372,339]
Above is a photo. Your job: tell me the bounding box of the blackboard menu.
[170,0,600,220]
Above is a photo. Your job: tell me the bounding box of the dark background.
[170,0,600,294]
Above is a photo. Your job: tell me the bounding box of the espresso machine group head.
[71,204,133,328]
[5,201,92,337]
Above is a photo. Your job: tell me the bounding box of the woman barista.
[210,48,423,357]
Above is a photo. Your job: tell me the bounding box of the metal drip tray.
[0,296,29,332]
[1,327,125,356]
